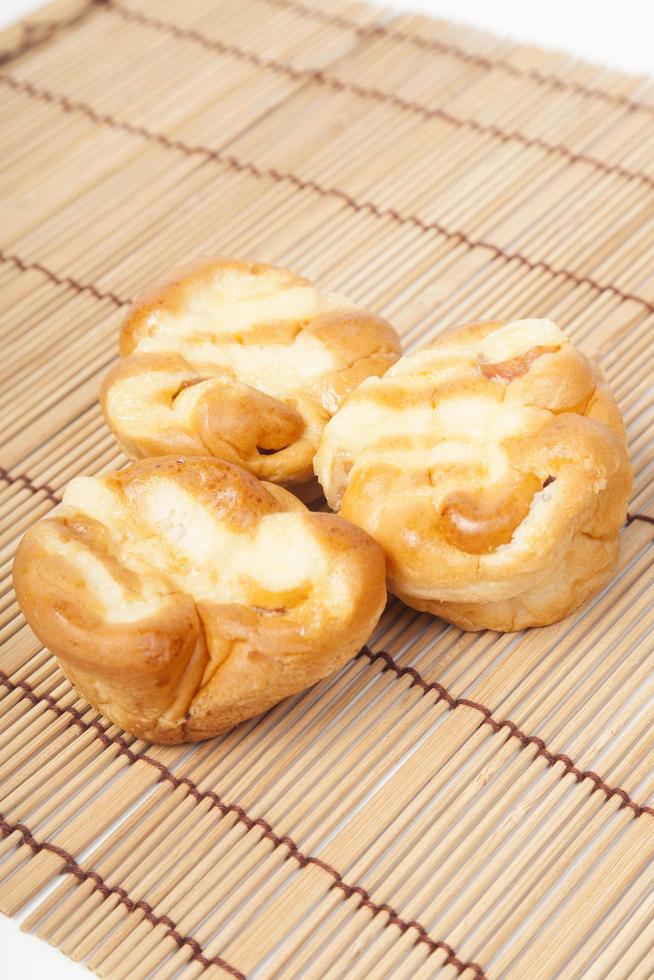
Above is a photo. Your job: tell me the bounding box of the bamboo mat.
[1,0,654,976]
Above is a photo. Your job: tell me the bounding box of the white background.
[1,0,653,977]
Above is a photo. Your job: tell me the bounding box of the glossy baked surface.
[101,258,401,484]
[13,456,387,741]
[315,319,632,630]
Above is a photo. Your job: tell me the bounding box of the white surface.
[395,0,654,74]
[0,0,652,976]
[0,914,90,979]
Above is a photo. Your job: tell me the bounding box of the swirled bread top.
[13,457,387,741]
[101,259,401,483]
[315,318,631,611]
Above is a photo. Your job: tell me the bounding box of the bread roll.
[101,258,401,484]
[14,457,387,741]
[315,319,632,631]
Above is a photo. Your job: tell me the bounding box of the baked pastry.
[315,319,632,631]
[100,258,401,484]
[13,457,386,742]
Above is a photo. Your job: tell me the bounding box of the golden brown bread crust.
[13,457,387,742]
[315,319,632,631]
[100,258,401,484]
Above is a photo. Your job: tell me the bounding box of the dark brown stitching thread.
[106,1,654,194]
[0,813,244,978]
[357,648,654,818]
[0,466,60,505]
[4,633,653,972]
[259,0,654,120]
[627,512,654,526]
[0,670,137,758]
[0,671,484,977]
[2,73,654,318]
[0,248,127,307]
[0,0,106,66]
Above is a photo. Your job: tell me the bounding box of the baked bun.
[13,457,386,742]
[315,319,632,631]
[100,258,401,484]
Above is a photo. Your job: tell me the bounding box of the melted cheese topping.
[475,319,563,363]
[60,475,328,623]
[134,276,353,394]
[316,318,565,510]
[319,393,544,485]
